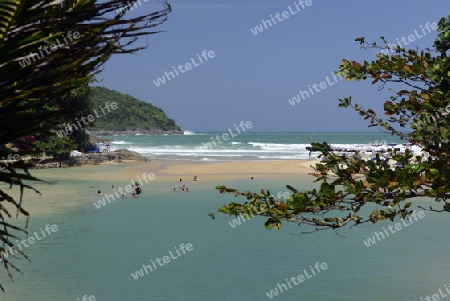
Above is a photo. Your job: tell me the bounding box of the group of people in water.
[97,182,142,199]
[93,173,261,198]
[96,175,202,196]
[95,175,199,196]
[173,175,199,193]
[173,185,189,193]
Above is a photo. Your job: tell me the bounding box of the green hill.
[88,86,182,132]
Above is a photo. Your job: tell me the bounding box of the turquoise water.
[0,133,446,300]
[106,132,407,160]
[0,133,442,301]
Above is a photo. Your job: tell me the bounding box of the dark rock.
[33,148,149,168]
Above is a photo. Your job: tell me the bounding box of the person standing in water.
[134,182,142,195]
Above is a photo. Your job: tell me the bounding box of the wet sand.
[1,159,319,217]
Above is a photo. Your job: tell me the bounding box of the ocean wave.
[113,145,247,154]
[248,142,310,151]
[257,155,308,159]
[183,131,197,135]
[246,142,421,153]
[109,140,424,160]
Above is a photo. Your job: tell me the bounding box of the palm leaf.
[0,0,171,288]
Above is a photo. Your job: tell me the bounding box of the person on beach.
[122,193,126,199]
[180,178,183,183]
[97,190,102,196]
[193,175,198,183]
[112,184,115,190]
[251,177,254,181]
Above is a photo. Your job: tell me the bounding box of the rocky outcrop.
[34,148,149,168]
[35,162,62,168]
[88,134,113,144]
[107,148,150,162]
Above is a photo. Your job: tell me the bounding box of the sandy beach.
[153,159,318,181]
[30,159,318,182]
[0,159,318,217]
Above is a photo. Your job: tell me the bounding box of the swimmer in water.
[135,186,142,195]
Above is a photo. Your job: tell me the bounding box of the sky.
[95,0,446,132]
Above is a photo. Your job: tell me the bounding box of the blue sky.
[96,0,445,132]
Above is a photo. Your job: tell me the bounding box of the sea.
[106,131,416,161]
[0,132,445,301]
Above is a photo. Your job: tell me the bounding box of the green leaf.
[264,219,274,230]
[319,182,335,196]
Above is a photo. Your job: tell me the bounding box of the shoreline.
[42,158,319,183]
[5,159,317,217]
[3,157,435,219]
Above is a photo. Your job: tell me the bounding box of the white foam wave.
[183,131,197,135]
[257,155,308,160]
[110,140,424,160]
[248,142,310,151]
[246,142,422,154]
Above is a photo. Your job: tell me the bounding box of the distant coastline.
[88,129,184,136]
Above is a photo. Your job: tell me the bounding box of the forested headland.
[89,86,182,134]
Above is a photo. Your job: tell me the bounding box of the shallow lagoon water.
[0,165,448,301]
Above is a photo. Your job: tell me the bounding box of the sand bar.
[0,159,319,217]
[154,159,318,181]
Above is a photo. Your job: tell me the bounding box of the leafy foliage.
[34,136,77,161]
[62,83,94,151]
[32,82,94,156]
[89,86,181,131]
[212,14,450,233]
[0,0,171,288]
